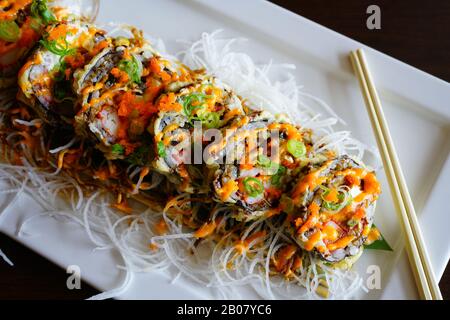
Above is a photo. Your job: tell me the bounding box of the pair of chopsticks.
[349,49,442,300]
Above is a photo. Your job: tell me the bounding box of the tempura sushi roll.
[210,111,316,220]
[150,76,244,192]
[17,21,108,125]
[73,32,195,160]
[285,155,381,265]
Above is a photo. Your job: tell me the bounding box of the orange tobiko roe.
[117,91,158,119]
[114,92,158,155]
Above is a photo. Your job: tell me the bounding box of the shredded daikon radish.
[0,249,14,266]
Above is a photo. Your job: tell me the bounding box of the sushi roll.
[17,20,109,125]
[73,32,194,160]
[150,76,244,192]
[284,155,381,265]
[210,111,317,220]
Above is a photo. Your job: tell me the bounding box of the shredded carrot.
[112,199,133,214]
[57,150,69,170]
[235,230,266,254]
[93,167,109,181]
[194,220,217,238]
[274,245,297,272]
[155,218,168,235]
[217,180,239,202]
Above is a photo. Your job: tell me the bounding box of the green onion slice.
[0,20,21,42]
[40,37,75,57]
[118,56,142,84]
[257,154,271,167]
[257,154,280,174]
[157,141,166,158]
[243,177,264,197]
[286,139,306,158]
[31,0,57,25]
[182,93,209,124]
[271,165,286,186]
[111,144,125,155]
[200,112,220,129]
[320,186,352,211]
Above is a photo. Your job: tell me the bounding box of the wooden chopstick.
[349,49,442,300]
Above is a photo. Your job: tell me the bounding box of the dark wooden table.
[0,0,449,300]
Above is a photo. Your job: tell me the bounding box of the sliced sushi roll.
[210,111,318,220]
[0,0,99,88]
[17,20,109,125]
[150,77,244,192]
[73,33,195,160]
[283,155,381,265]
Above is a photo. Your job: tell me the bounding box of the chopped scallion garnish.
[111,144,125,155]
[286,139,306,158]
[118,56,142,84]
[243,177,264,197]
[31,0,57,25]
[157,141,166,158]
[40,37,76,58]
[199,111,220,129]
[182,93,210,125]
[0,20,20,42]
[271,165,286,186]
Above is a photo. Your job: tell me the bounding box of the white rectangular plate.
[1,0,449,299]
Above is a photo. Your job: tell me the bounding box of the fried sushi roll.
[209,111,319,220]
[284,155,381,266]
[150,76,244,192]
[17,21,109,125]
[73,31,196,160]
